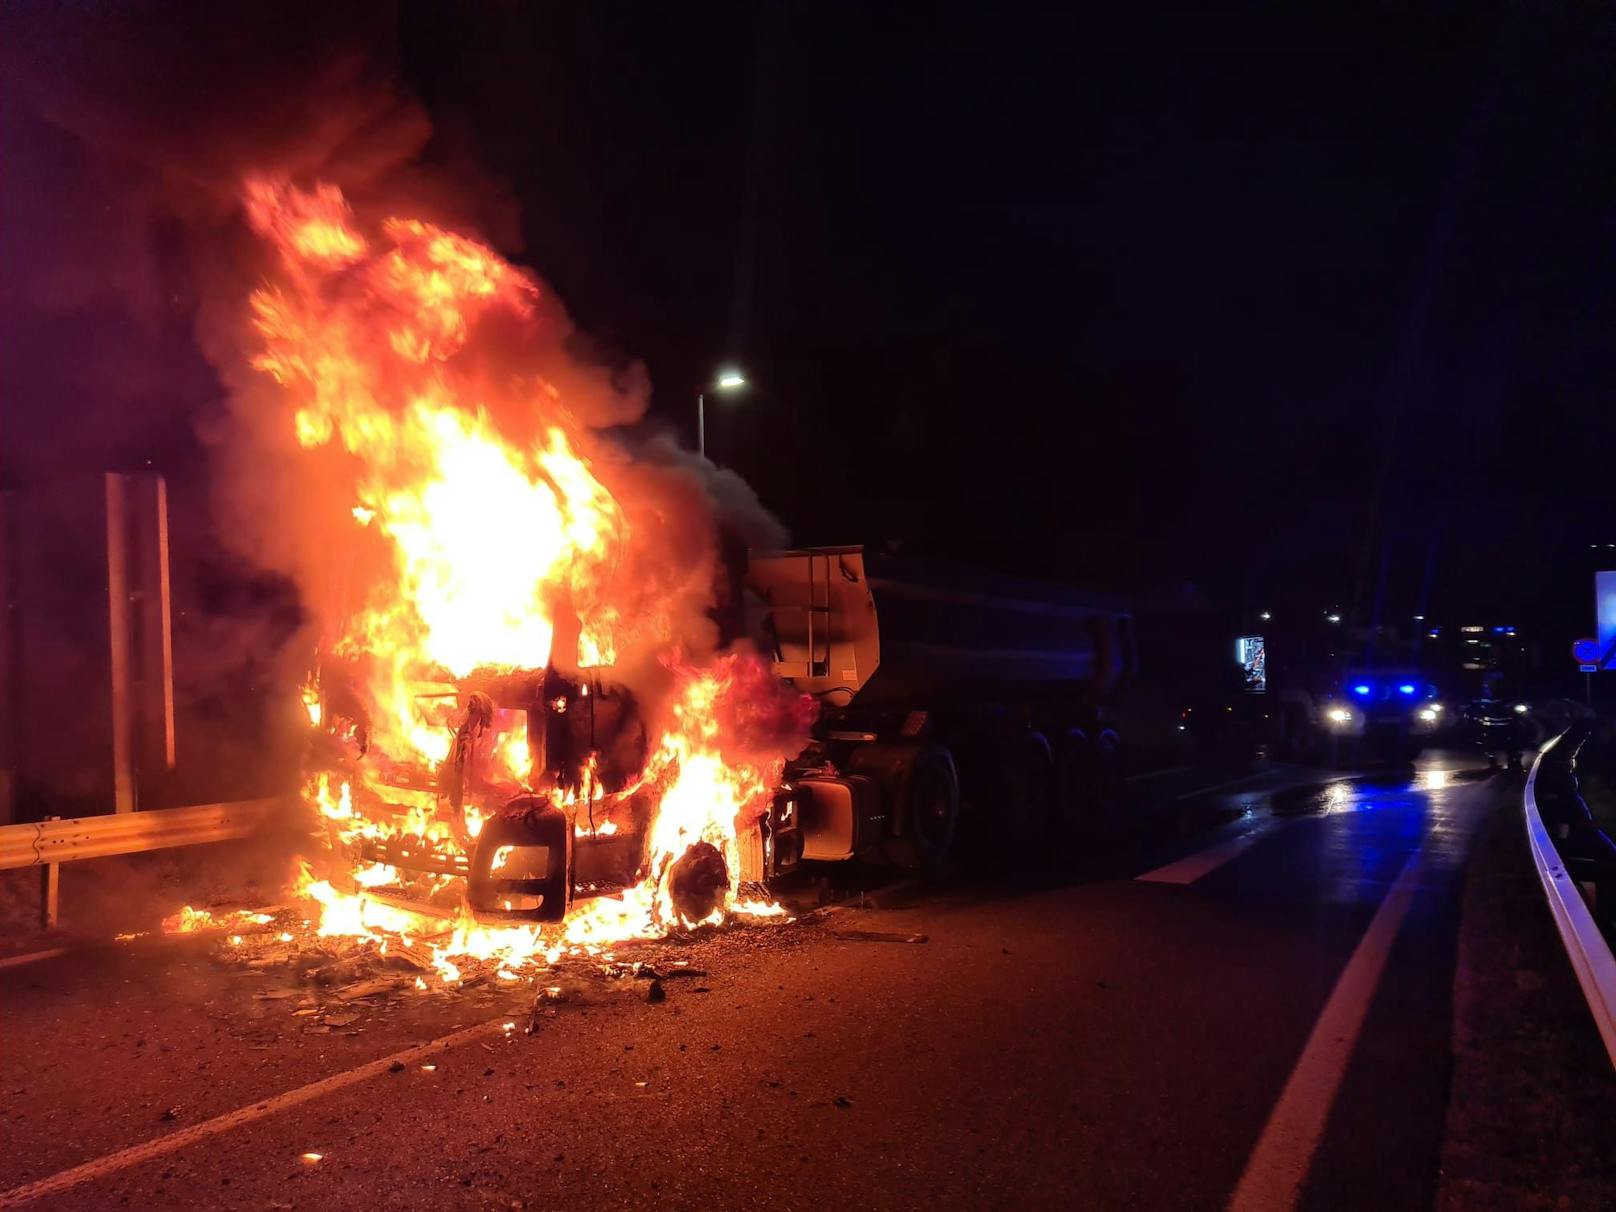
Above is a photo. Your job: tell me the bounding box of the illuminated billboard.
[1236,634,1266,693]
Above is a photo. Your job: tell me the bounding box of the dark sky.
[5,2,1615,644]
[394,3,1616,629]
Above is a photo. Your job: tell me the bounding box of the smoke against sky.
[0,3,799,814]
[3,2,1615,647]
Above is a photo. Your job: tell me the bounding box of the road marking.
[0,1016,514,1207]
[1135,822,1292,884]
[1226,845,1427,1212]
[1173,769,1281,802]
[0,948,68,970]
[1124,764,1195,784]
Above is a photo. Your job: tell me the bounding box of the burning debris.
[169,180,810,987]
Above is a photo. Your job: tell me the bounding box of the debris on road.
[336,977,407,1001]
[831,929,929,944]
[647,979,666,1003]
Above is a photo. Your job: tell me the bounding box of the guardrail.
[0,798,285,929]
[1524,734,1616,1070]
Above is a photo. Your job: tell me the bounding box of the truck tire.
[1057,728,1122,842]
[1090,729,1123,832]
[1057,729,1090,830]
[887,746,959,874]
[1004,732,1057,847]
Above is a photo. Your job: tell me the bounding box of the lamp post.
[698,368,747,460]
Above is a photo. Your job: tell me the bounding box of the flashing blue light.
[1352,683,1372,696]
[1398,683,1417,695]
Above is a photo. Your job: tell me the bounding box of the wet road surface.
[0,750,1601,1209]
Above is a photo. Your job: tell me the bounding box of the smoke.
[222,172,808,788]
[2,5,798,811]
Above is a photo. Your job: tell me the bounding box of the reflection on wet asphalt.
[1150,749,1516,912]
[1132,748,1514,1209]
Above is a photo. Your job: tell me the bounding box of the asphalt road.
[1,750,1605,1210]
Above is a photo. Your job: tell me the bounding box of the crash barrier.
[0,798,283,930]
[1524,730,1616,1069]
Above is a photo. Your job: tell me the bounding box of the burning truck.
[236,180,1133,977]
[305,548,1137,929]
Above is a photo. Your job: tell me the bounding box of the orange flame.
[242,180,800,977]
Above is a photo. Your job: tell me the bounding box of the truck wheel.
[1090,729,1123,831]
[1058,728,1122,842]
[888,746,959,873]
[1004,732,1057,846]
[1058,729,1090,830]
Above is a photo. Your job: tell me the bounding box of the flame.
[161,906,275,934]
[242,180,803,981]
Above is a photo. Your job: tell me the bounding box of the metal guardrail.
[1524,734,1616,1069]
[0,798,284,871]
[0,798,285,930]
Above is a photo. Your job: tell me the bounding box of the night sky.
[5,2,1615,649]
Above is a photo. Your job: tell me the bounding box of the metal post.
[40,816,59,929]
[697,392,706,460]
[0,490,12,827]
[135,476,175,772]
[105,473,175,814]
[40,863,59,929]
[105,474,136,812]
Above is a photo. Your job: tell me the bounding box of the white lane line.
[0,948,69,970]
[0,1015,514,1207]
[1125,764,1196,785]
[1173,769,1282,802]
[1136,822,1293,885]
[1226,845,1427,1212]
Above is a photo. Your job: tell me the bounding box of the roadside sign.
[1573,638,1602,665]
[1582,664,1600,673]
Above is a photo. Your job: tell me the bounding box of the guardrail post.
[40,862,59,930]
[39,816,60,929]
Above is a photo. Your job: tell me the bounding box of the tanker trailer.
[740,546,1136,876]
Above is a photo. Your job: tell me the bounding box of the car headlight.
[1327,707,1352,724]
[1418,708,1439,722]
[1513,703,1528,715]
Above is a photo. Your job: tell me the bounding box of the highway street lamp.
[698,368,747,460]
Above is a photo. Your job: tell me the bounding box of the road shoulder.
[1437,787,1616,1209]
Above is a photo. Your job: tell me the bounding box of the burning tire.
[667,841,730,924]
